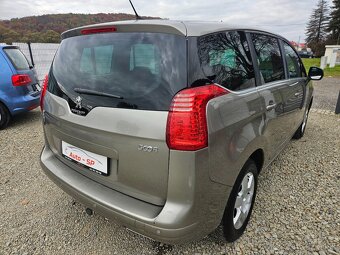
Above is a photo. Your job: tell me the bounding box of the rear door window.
[3,47,30,70]
[197,31,255,91]
[251,34,285,84]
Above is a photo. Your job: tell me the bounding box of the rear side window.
[50,32,187,111]
[3,48,30,70]
[283,42,302,78]
[197,31,255,91]
[251,34,285,84]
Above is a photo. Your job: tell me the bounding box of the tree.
[0,25,9,41]
[328,0,340,44]
[0,24,19,44]
[0,13,160,44]
[41,30,60,43]
[305,0,330,57]
[22,32,43,43]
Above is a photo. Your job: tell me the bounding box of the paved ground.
[313,78,340,112]
[0,78,339,255]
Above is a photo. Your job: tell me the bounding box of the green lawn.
[302,58,340,77]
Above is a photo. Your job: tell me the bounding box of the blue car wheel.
[0,103,10,129]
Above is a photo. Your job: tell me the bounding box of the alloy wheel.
[233,172,255,229]
[301,110,309,133]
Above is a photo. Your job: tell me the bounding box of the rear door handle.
[266,103,277,111]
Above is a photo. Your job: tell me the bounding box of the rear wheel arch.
[231,148,264,187]
[249,149,264,174]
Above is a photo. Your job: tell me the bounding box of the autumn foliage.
[0,13,159,44]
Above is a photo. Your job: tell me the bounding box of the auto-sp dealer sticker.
[62,141,108,175]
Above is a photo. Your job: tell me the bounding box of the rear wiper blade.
[74,88,123,99]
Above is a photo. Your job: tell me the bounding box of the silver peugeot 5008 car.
[40,20,323,244]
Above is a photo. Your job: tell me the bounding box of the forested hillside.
[0,13,159,44]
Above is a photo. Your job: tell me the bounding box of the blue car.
[0,45,41,129]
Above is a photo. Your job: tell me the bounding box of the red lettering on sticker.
[69,152,81,161]
[87,159,95,166]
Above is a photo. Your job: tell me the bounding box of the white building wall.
[324,45,340,65]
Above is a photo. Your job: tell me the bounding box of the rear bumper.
[40,145,231,244]
[6,93,40,115]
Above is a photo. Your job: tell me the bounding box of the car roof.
[0,45,19,50]
[62,19,285,39]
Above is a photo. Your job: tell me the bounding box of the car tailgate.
[43,92,169,206]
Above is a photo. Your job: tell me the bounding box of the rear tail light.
[40,74,48,111]
[166,84,229,151]
[12,74,31,86]
[81,27,117,35]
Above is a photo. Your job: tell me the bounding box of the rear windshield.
[50,32,187,111]
[3,48,30,70]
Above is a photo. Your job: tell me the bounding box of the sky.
[0,0,333,42]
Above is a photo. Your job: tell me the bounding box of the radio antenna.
[129,0,142,20]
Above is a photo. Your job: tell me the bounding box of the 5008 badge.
[138,144,159,153]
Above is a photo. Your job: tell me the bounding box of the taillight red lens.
[12,74,32,86]
[40,74,48,111]
[166,84,229,151]
[81,27,117,35]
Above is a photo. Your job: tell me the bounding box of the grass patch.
[301,58,320,72]
[302,58,340,77]
[323,65,340,77]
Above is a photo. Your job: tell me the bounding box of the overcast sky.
[0,0,333,42]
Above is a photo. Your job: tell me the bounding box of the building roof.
[290,41,306,48]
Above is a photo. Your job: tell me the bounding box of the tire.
[293,108,309,139]
[222,159,258,242]
[0,103,11,130]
